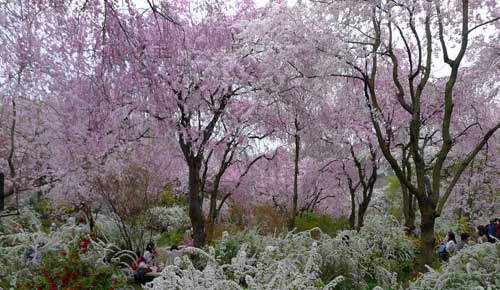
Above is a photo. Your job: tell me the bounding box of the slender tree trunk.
[289,118,300,231]
[82,205,95,231]
[356,201,368,231]
[7,97,17,210]
[402,186,416,232]
[349,194,356,229]
[0,172,4,211]
[401,147,416,232]
[419,202,436,271]
[188,161,206,247]
[206,186,219,241]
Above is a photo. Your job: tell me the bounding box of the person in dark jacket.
[485,219,498,243]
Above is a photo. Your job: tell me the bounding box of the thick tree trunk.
[188,161,206,247]
[419,203,436,272]
[0,172,4,211]
[288,126,300,231]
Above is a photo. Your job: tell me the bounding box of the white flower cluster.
[409,242,500,290]
[143,235,346,290]
[144,215,415,290]
[149,206,191,231]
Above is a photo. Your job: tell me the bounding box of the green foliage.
[384,176,404,221]
[156,229,184,248]
[31,199,52,232]
[160,190,186,207]
[295,211,350,238]
[385,176,401,195]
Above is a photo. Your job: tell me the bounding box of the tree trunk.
[356,201,368,231]
[0,172,4,211]
[288,124,300,231]
[402,187,416,232]
[349,194,356,229]
[82,205,95,231]
[419,203,436,272]
[188,161,206,247]
[206,187,218,242]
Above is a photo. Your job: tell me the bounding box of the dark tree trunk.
[289,118,300,231]
[356,201,368,231]
[402,186,416,232]
[206,186,219,241]
[419,202,436,271]
[401,146,416,232]
[83,205,95,231]
[0,172,4,211]
[349,194,356,229]
[188,160,206,247]
[350,143,378,232]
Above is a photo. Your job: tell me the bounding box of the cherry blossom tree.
[0,0,63,212]
[304,0,500,270]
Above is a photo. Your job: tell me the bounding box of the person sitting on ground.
[134,242,161,285]
[476,225,488,244]
[143,241,157,264]
[445,231,457,256]
[456,232,470,251]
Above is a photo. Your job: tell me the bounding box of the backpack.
[437,243,446,254]
[437,242,449,261]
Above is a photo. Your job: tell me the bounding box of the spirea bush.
[322,215,415,289]
[143,237,346,290]
[408,242,500,290]
[0,207,85,288]
[0,206,133,289]
[149,206,190,231]
[144,215,414,290]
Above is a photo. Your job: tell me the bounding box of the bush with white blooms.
[143,215,413,290]
[408,241,500,290]
[149,206,190,231]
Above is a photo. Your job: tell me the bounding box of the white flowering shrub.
[145,216,415,290]
[409,242,500,290]
[0,206,134,289]
[0,207,88,288]
[144,237,346,290]
[149,206,191,231]
[322,215,415,289]
[356,215,415,279]
[213,230,267,265]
